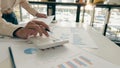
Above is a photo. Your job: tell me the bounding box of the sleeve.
[20,0,38,16]
[0,0,19,36]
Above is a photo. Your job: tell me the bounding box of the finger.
[26,24,43,36]
[33,26,43,36]
[26,29,38,39]
[28,25,49,37]
[25,29,34,39]
[40,14,47,18]
[42,14,47,18]
[32,20,50,30]
[36,13,47,18]
[40,25,49,37]
[29,30,38,37]
[25,21,49,37]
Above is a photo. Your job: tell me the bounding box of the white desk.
[0,22,120,68]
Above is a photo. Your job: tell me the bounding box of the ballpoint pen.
[9,47,16,68]
[45,28,51,32]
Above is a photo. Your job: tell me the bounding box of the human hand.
[15,20,50,39]
[36,13,47,18]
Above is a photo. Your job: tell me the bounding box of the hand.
[36,13,47,18]
[15,20,50,39]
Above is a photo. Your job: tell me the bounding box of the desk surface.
[0,22,120,68]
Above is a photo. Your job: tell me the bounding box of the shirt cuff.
[13,27,23,38]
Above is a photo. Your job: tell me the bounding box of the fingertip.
[47,35,49,37]
[39,33,42,36]
[46,33,49,37]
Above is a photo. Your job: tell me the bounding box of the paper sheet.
[34,15,54,25]
[49,26,98,48]
[18,15,54,27]
[10,42,120,68]
[0,36,27,64]
[0,43,10,63]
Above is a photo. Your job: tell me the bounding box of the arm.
[14,20,50,39]
[0,0,19,36]
[0,0,49,38]
[0,17,19,36]
[0,13,49,39]
[20,0,47,18]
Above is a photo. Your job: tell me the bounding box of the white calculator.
[28,36,69,49]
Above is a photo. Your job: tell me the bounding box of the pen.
[45,28,51,32]
[9,47,16,68]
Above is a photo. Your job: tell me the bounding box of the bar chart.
[57,56,93,68]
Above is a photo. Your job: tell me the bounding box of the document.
[0,36,26,64]
[18,15,54,27]
[10,42,119,68]
[34,15,55,25]
[0,43,10,63]
[49,26,98,48]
